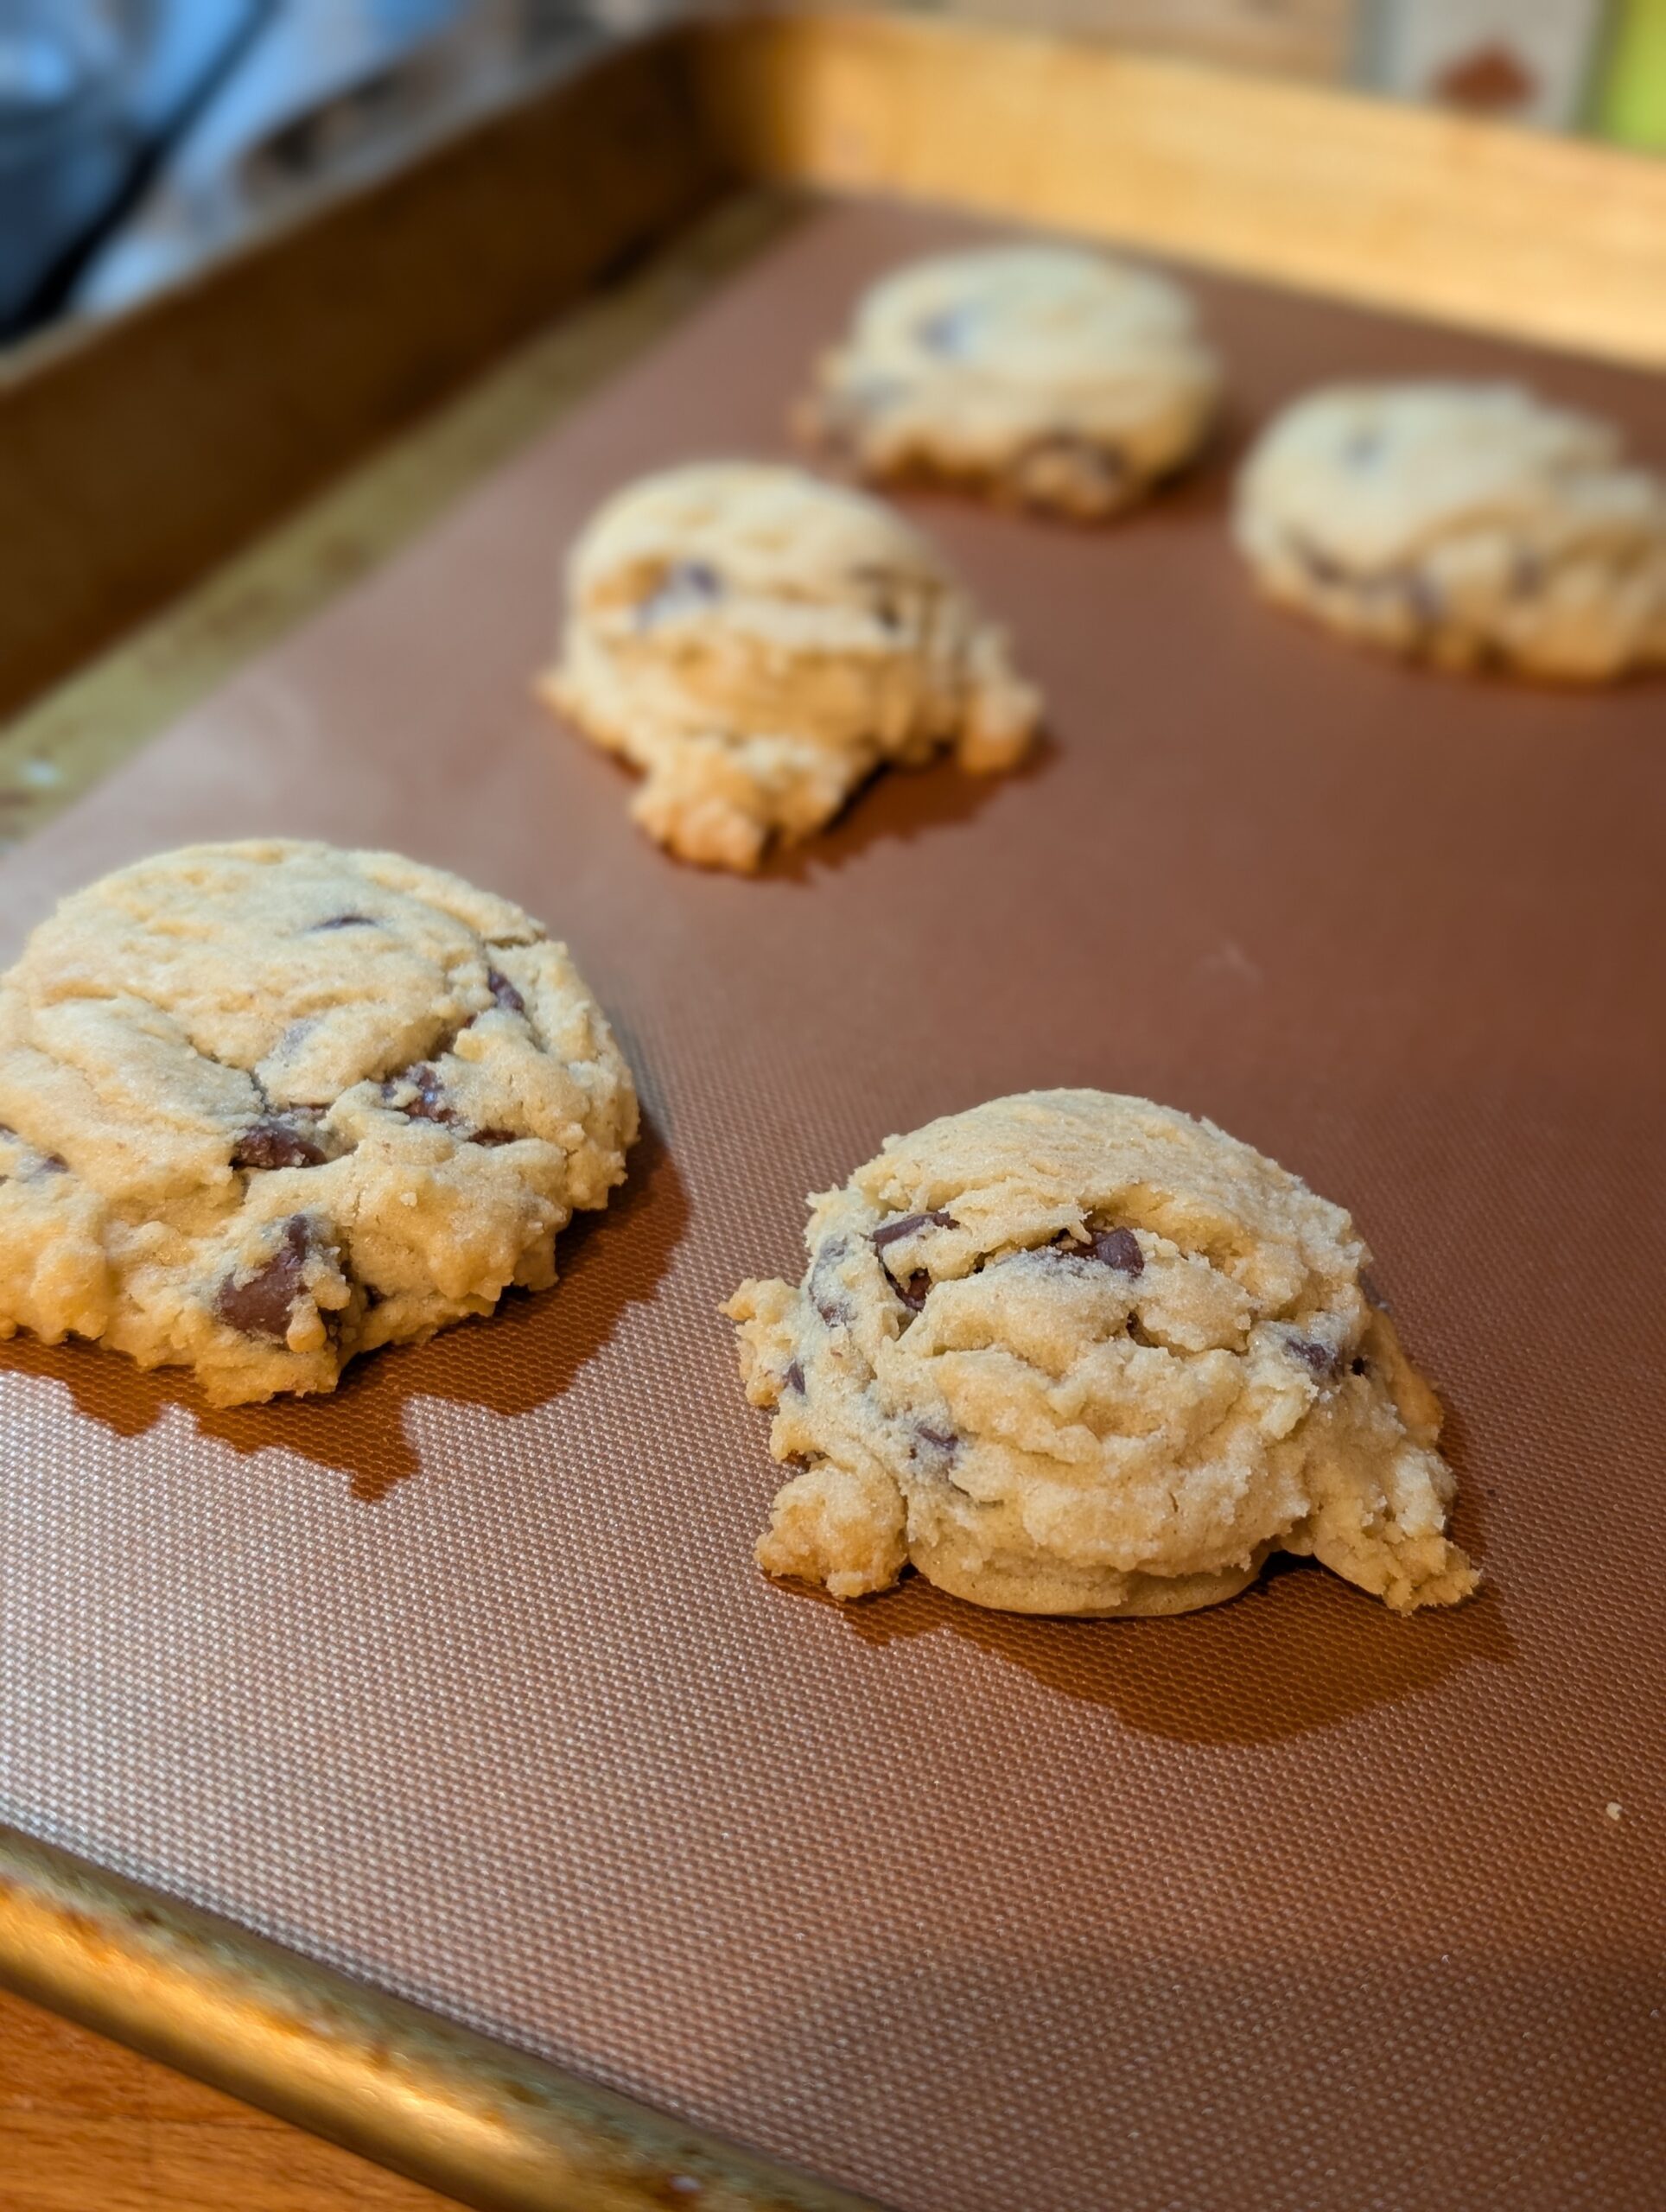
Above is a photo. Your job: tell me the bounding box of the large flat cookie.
[0,840,637,1405]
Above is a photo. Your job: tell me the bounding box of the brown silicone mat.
[1,198,1663,2212]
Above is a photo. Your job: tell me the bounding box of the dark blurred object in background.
[0,0,269,334]
[0,0,597,342]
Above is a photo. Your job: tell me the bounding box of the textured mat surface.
[1,199,1662,2212]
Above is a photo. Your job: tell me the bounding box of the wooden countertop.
[0,1986,457,2212]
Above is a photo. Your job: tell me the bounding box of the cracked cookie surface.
[1236,381,1666,680]
[0,840,637,1405]
[798,245,1221,519]
[725,1090,1476,1617]
[538,461,1040,872]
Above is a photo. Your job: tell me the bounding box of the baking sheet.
[1,198,1662,2212]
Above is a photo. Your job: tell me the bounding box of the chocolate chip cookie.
[537,461,1041,872]
[726,1090,1475,1617]
[1236,381,1666,680]
[0,841,638,1406]
[798,245,1221,518]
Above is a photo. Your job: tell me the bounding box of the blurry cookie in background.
[727,1089,1476,1618]
[797,245,1222,519]
[539,461,1041,872]
[1235,381,1666,680]
[0,841,637,1407]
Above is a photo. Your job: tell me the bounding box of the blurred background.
[1,0,1663,347]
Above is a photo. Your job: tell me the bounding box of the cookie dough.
[1235,381,1666,680]
[725,1090,1476,1617]
[0,840,637,1406]
[539,462,1040,872]
[797,245,1221,518]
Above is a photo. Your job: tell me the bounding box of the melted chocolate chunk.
[486,967,526,1017]
[1087,1226,1142,1275]
[392,1064,457,1126]
[215,1216,315,1342]
[1055,1227,1143,1275]
[783,1359,805,1395]
[234,1116,327,1171]
[896,1271,932,1314]
[636,559,723,628]
[315,913,376,931]
[871,1210,958,1253]
[385,1063,514,1146]
[1286,1336,1336,1376]
[850,564,911,632]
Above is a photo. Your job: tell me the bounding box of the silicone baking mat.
[1,199,1662,2212]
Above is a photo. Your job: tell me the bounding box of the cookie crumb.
[1605,1801,1624,1822]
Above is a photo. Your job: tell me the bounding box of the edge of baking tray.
[0,1824,885,2212]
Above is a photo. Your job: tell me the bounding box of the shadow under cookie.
[0,1114,687,1503]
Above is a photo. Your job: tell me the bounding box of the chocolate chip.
[916,303,977,356]
[385,1064,515,1146]
[315,913,376,931]
[391,1064,456,1126]
[234,1116,327,1171]
[896,1271,932,1314]
[1511,550,1544,599]
[1297,537,1349,589]
[1351,1356,1368,1376]
[783,1359,805,1395]
[486,967,526,1016]
[850,564,910,632]
[811,1238,851,1328]
[1404,574,1444,629]
[215,1216,315,1341]
[636,559,723,627]
[1056,1227,1143,1275]
[871,1210,958,1253]
[1286,1336,1335,1376]
[35,1152,67,1175]
[1088,1227,1143,1275]
[1015,433,1126,506]
[915,1424,959,1457]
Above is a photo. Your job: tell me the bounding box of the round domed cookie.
[726,1090,1476,1618]
[1235,381,1666,681]
[798,245,1222,519]
[0,840,638,1407]
[538,461,1040,873]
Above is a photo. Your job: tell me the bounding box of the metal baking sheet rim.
[0,1824,881,2212]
